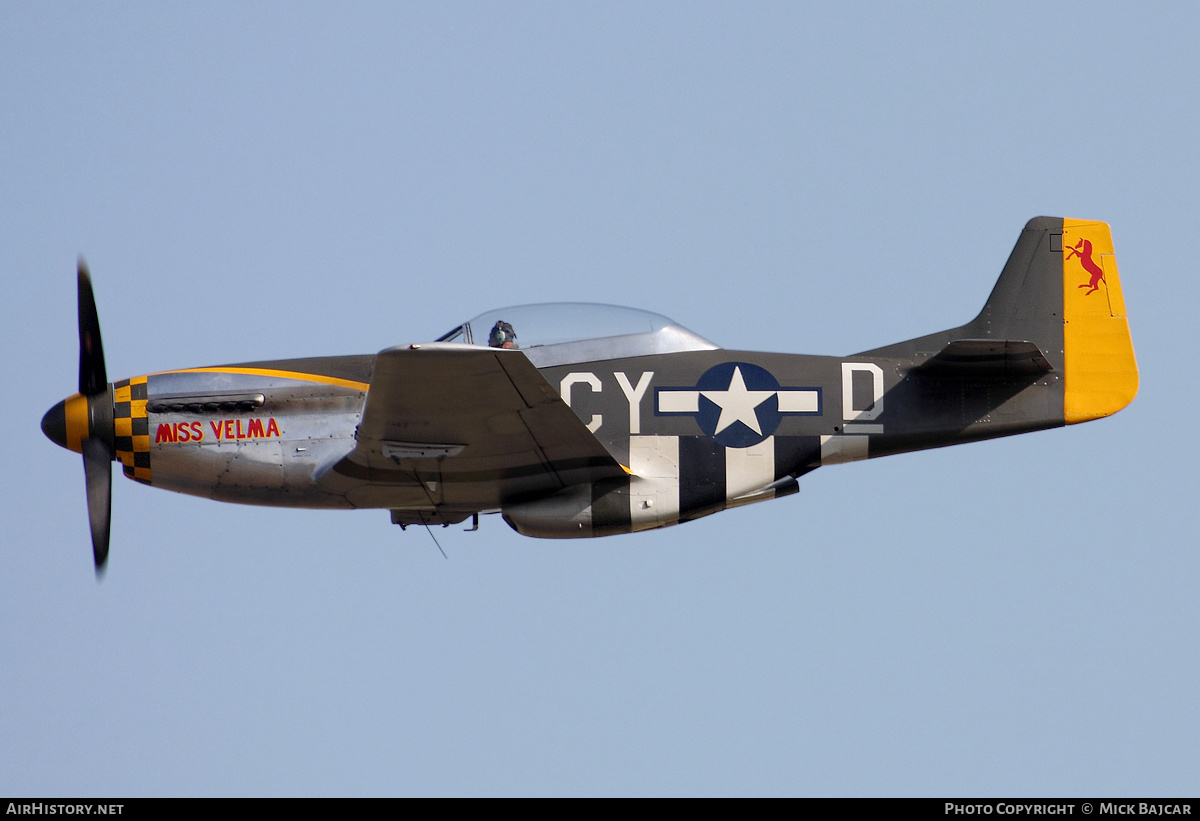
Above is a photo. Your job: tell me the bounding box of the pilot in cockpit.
[488,320,518,349]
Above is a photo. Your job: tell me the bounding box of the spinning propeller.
[41,260,116,574]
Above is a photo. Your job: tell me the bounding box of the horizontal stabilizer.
[918,339,1052,377]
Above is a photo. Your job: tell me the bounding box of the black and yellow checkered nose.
[111,376,151,484]
[42,377,151,484]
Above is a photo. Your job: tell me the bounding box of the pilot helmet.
[488,320,517,348]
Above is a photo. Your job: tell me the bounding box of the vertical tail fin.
[973,217,1139,423]
[861,217,1138,426]
[967,217,1139,421]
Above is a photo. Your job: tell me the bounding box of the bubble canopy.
[434,303,720,367]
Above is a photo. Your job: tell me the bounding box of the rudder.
[1060,219,1138,423]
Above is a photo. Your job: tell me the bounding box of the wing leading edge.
[330,343,626,523]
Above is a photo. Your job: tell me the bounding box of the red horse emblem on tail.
[1067,238,1105,295]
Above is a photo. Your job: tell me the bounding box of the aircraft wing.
[331,343,626,520]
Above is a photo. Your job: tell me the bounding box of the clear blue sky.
[3,2,1196,796]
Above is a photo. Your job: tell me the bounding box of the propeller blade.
[77,259,114,574]
[77,259,107,397]
[82,437,113,573]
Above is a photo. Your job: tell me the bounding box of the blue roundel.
[695,362,781,448]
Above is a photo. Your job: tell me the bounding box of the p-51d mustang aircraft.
[43,217,1137,573]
